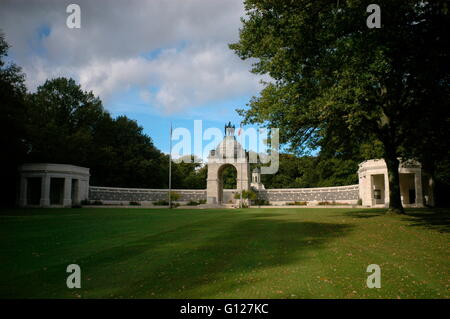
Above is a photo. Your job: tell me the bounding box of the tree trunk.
[384,155,405,214]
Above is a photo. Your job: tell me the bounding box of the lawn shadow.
[1,212,354,298]
[343,209,386,219]
[402,208,450,233]
[344,207,450,233]
[0,208,81,217]
[113,217,354,298]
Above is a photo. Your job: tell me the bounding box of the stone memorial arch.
[206,123,250,205]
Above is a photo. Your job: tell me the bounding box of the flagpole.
[239,123,243,209]
[169,121,172,209]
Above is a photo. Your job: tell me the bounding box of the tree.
[221,165,237,189]
[0,32,27,206]
[26,77,106,165]
[231,0,450,213]
[26,77,168,189]
[90,115,166,188]
[171,155,207,189]
[260,154,359,189]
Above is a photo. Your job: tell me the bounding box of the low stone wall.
[89,184,359,205]
[89,186,206,204]
[258,185,359,204]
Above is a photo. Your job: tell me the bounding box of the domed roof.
[214,135,245,159]
[252,167,261,173]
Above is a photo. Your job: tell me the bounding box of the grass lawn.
[0,207,448,299]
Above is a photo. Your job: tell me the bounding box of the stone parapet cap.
[89,186,206,193]
[261,184,359,192]
[19,163,90,176]
[358,158,421,172]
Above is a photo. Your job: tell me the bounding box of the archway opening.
[218,164,237,204]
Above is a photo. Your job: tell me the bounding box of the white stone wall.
[258,185,359,204]
[88,185,359,205]
[89,186,206,204]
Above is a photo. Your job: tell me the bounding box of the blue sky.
[108,89,251,154]
[0,0,268,157]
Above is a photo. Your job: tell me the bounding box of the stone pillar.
[358,174,365,205]
[19,177,28,207]
[236,162,250,192]
[206,162,219,204]
[368,175,374,206]
[384,172,390,207]
[80,180,89,202]
[72,179,80,204]
[414,171,423,207]
[206,179,218,204]
[63,177,72,207]
[236,175,246,192]
[40,175,50,207]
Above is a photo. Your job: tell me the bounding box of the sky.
[0,0,269,157]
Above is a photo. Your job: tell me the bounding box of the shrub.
[199,199,206,204]
[153,200,169,206]
[287,201,307,206]
[243,190,257,200]
[129,201,141,206]
[80,199,90,205]
[317,201,351,206]
[357,198,362,205]
[254,199,270,205]
[186,200,200,206]
[169,192,180,201]
[153,200,179,208]
[234,190,257,200]
[92,200,103,205]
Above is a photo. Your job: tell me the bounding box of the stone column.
[40,175,50,207]
[414,171,423,207]
[384,172,390,207]
[368,175,374,206]
[72,179,80,204]
[19,176,28,207]
[80,180,89,202]
[63,178,72,207]
[358,174,365,205]
[236,163,250,192]
[206,163,219,204]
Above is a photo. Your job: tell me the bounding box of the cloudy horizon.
[0,0,266,153]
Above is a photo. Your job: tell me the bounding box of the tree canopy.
[0,32,28,206]
[0,32,211,206]
[231,0,450,213]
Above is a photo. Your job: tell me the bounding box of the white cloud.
[0,0,264,115]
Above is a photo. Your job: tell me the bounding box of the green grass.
[0,207,448,299]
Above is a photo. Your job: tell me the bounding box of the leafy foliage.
[231,0,450,212]
[0,32,27,206]
[221,165,238,189]
[25,77,167,188]
[261,154,359,189]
